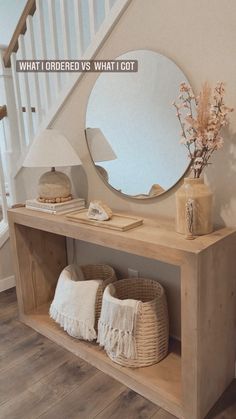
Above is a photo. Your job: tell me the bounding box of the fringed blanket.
[50,265,102,341]
[97,284,140,359]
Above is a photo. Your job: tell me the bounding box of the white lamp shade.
[85,128,117,162]
[23,129,82,168]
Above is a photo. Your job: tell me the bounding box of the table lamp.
[23,129,82,203]
[85,128,117,182]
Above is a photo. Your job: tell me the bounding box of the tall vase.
[175,178,213,236]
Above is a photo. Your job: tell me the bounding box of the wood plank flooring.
[0,288,235,419]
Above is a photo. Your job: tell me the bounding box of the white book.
[26,198,85,211]
[26,204,85,215]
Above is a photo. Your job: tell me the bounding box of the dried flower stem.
[173,82,233,178]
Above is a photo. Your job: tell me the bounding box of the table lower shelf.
[20,303,183,418]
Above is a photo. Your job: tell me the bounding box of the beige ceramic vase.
[175,177,213,236]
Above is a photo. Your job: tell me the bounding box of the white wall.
[15,0,236,338]
[49,0,236,339]
[53,0,236,226]
[0,121,6,220]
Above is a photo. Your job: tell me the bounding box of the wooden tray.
[66,210,143,231]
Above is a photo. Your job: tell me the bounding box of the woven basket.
[106,278,169,368]
[80,264,117,329]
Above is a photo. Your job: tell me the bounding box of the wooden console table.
[8,207,236,419]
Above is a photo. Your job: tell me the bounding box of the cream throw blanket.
[97,283,140,359]
[49,265,102,341]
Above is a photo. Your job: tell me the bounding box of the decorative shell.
[87,200,113,221]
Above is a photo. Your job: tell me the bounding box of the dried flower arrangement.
[173,82,234,178]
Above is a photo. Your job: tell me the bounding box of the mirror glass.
[86,50,190,198]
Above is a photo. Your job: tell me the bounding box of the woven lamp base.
[38,168,72,201]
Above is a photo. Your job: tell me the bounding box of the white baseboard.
[0,275,15,292]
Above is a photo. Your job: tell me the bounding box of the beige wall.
[73,241,181,339]
[14,0,236,336]
[54,0,236,226]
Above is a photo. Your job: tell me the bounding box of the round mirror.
[86,50,190,199]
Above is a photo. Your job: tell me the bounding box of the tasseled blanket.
[97,283,140,359]
[49,265,102,341]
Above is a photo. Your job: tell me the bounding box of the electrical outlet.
[128,268,139,278]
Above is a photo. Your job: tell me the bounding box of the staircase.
[0,0,131,247]
[0,0,131,294]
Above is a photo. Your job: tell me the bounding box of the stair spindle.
[18,34,34,143]
[73,0,84,58]
[10,53,26,152]
[0,155,8,222]
[26,15,42,127]
[105,0,111,17]
[60,0,71,59]
[48,0,61,91]
[88,0,96,40]
[36,0,51,110]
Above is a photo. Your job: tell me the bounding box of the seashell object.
[87,200,113,221]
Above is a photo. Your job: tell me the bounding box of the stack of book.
[26,198,85,214]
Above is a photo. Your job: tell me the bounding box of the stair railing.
[2,0,131,178]
[0,0,131,247]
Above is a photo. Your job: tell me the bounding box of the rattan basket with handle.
[106,278,169,368]
[80,264,117,329]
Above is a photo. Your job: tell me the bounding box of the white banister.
[0,115,7,152]
[88,0,96,39]
[18,34,34,143]
[48,0,61,91]
[36,0,51,110]
[0,48,18,205]
[26,15,42,126]
[1,149,16,207]
[73,0,83,58]
[0,137,9,250]
[0,145,8,222]
[60,0,71,60]
[10,53,26,152]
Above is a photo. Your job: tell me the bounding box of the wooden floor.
[0,289,235,419]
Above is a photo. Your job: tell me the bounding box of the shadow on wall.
[207,127,236,227]
[74,240,181,340]
[71,165,88,202]
[15,167,46,203]
[15,166,88,203]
